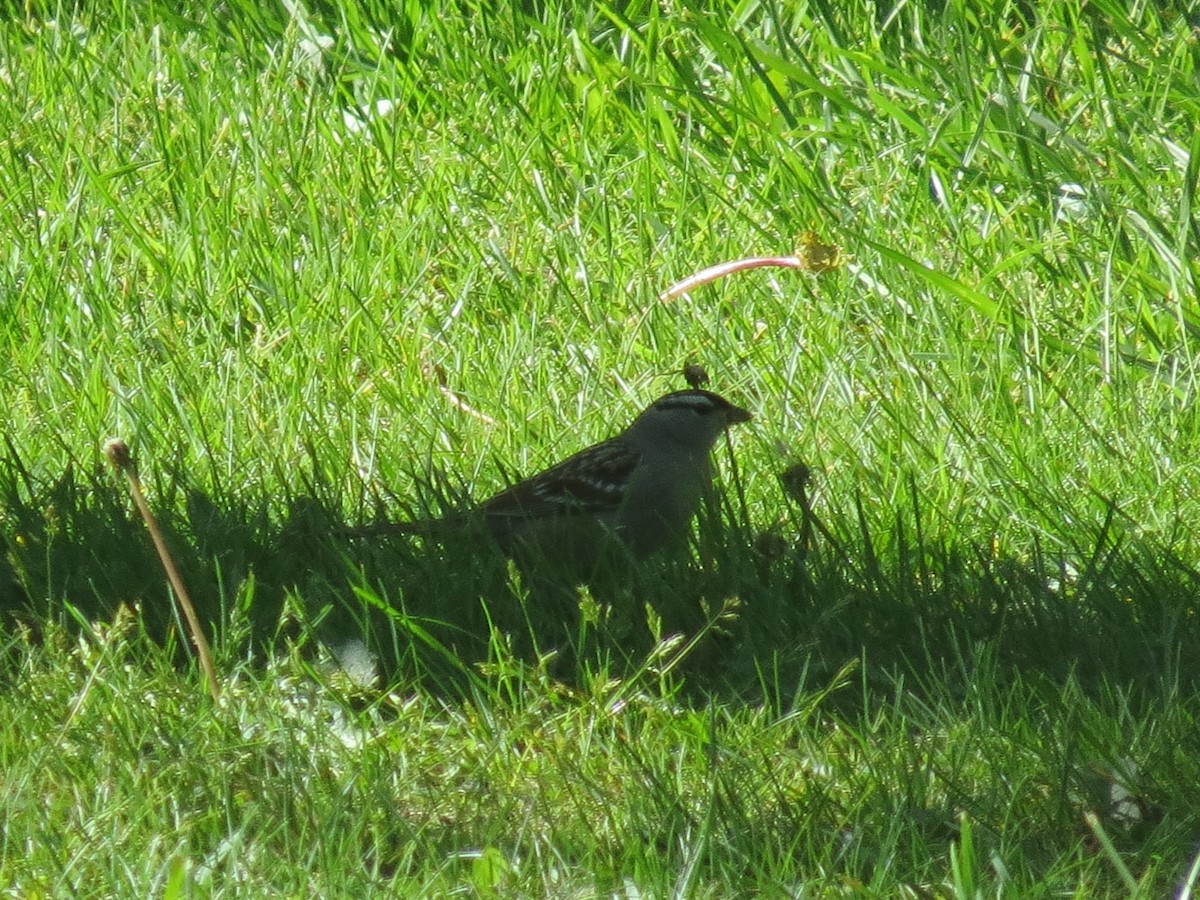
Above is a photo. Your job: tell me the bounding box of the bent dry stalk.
[103,438,220,702]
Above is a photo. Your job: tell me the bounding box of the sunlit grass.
[1,0,1199,893]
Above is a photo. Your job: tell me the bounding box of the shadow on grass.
[2,455,1198,705]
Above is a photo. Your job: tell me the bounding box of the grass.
[5,612,1196,896]
[1,0,1199,894]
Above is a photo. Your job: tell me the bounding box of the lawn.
[2,0,1199,895]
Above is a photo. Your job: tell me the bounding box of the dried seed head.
[682,362,710,389]
[754,530,788,561]
[779,461,811,503]
[103,437,132,471]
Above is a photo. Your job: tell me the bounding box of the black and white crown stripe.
[651,389,754,422]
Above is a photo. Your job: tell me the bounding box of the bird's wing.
[481,441,640,520]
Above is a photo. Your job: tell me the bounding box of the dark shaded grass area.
[3,452,1195,709]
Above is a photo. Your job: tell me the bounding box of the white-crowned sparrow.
[358,389,752,563]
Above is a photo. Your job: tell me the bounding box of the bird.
[353,389,752,567]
